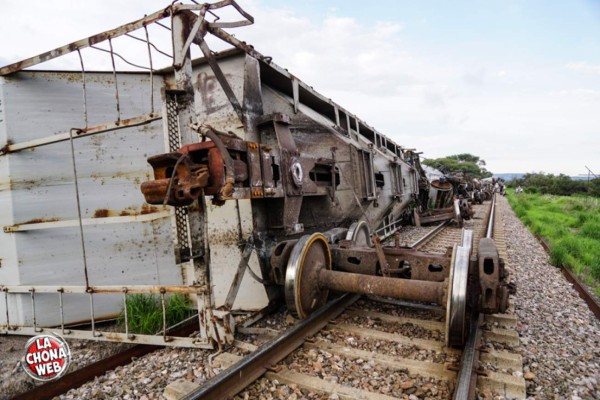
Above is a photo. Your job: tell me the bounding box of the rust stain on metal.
[209,228,241,247]
[102,332,126,343]
[94,209,110,218]
[23,218,60,224]
[0,140,13,156]
[141,152,210,206]
[141,205,160,215]
[318,269,447,305]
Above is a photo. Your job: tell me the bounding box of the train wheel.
[453,199,464,228]
[446,244,470,347]
[284,233,332,319]
[346,221,372,247]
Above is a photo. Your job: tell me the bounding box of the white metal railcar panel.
[0,71,180,326]
[206,200,268,310]
[179,55,269,310]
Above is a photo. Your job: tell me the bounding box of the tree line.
[508,172,600,197]
[422,153,599,197]
[422,153,493,179]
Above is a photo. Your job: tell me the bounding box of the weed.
[581,220,600,240]
[118,294,195,335]
[507,189,600,293]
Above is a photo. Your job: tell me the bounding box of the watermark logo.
[21,334,71,381]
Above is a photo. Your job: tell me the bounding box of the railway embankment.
[498,196,600,399]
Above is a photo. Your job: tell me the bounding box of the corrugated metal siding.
[0,71,181,326]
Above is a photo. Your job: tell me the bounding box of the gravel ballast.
[2,196,599,399]
[498,195,600,399]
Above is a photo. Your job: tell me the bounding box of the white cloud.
[1,1,599,175]
[550,88,600,101]
[236,5,433,98]
[462,67,486,86]
[565,62,600,74]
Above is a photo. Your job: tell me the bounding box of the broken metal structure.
[0,1,510,349]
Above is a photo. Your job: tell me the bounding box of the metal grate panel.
[166,94,191,262]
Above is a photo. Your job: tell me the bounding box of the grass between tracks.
[506,190,600,296]
[118,294,195,335]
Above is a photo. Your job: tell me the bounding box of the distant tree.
[422,153,493,179]
[509,172,598,197]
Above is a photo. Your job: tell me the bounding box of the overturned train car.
[0,1,509,349]
[141,49,428,312]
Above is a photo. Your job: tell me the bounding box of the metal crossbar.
[1,285,212,348]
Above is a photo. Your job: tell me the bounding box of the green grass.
[506,190,600,297]
[118,294,195,335]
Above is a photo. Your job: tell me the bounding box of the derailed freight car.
[0,1,507,349]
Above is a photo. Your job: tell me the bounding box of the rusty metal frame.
[0,1,409,167]
[0,0,426,349]
[374,215,404,240]
[0,2,250,76]
[0,1,260,350]
[1,284,212,348]
[1,112,161,155]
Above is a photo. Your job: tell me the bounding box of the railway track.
[176,199,526,400]
[10,198,526,400]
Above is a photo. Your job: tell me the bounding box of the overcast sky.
[1,0,599,176]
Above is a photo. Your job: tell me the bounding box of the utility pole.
[584,166,598,194]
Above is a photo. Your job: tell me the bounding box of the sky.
[1,0,599,176]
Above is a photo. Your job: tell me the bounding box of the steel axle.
[317,269,448,305]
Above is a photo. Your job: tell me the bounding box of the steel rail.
[409,220,451,249]
[182,293,360,400]
[12,318,199,400]
[561,267,600,320]
[485,193,496,239]
[453,313,484,400]
[535,235,600,320]
[453,197,495,398]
